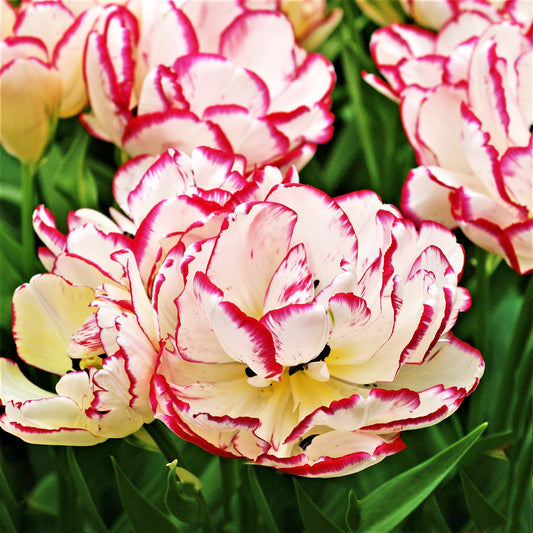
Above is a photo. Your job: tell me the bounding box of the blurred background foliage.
[0,1,531,532]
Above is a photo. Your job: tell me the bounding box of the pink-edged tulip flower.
[0,147,294,445]
[81,2,335,172]
[278,0,343,50]
[152,184,483,478]
[367,8,533,274]
[355,0,529,31]
[0,0,114,162]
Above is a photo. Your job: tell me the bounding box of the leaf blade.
[357,423,487,533]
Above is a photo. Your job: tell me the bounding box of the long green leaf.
[0,452,19,522]
[460,470,506,529]
[111,457,180,533]
[66,448,109,533]
[356,423,487,533]
[247,467,280,533]
[0,500,17,533]
[459,430,513,467]
[293,479,343,533]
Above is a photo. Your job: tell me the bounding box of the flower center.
[71,354,105,372]
[288,344,331,375]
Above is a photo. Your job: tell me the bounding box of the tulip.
[367,6,533,273]
[153,184,483,477]
[81,2,335,172]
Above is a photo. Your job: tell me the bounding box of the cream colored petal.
[0,358,56,403]
[0,58,61,163]
[13,274,96,375]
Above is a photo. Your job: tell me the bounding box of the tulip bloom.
[367,7,533,273]
[0,147,294,445]
[278,0,343,50]
[0,0,113,162]
[153,184,483,478]
[81,2,335,171]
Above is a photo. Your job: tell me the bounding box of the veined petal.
[266,184,358,287]
[263,243,314,314]
[194,272,280,378]
[261,303,331,367]
[122,109,232,157]
[0,358,56,403]
[13,274,96,375]
[205,202,297,317]
[220,11,298,98]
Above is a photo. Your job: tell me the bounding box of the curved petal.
[12,274,96,375]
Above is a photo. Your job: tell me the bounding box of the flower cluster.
[366,0,533,274]
[80,1,336,170]
[0,0,487,480]
[0,147,294,444]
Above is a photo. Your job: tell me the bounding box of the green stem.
[20,162,37,277]
[466,249,490,431]
[474,248,490,358]
[144,420,187,468]
[219,457,240,526]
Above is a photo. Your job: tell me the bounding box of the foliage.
[0,1,531,531]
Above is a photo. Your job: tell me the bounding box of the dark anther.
[313,279,320,289]
[299,434,319,450]
[245,367,257,378]
[529,123,533,133]
[71,358,82,371]
[312,344,330,363]
[288,363,306,375]
[288,344,331,376]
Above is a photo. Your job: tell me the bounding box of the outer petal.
[122,109,232,157]
[257,432,405,478]
[12,274,96,375]
[0,358,56,403]
[220,11,298,98]
[0,58,61,163]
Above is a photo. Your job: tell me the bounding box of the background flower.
[367,6,533,273]
[153,184,483,477]
[80,1,335,171]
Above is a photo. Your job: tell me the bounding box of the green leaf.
[164,460,201,526]
[111,457,180,533]
[247,467,280,533]
[423,495,451,533]
[51,124,98,210]
[345,490,361,532]
[0,501,17,533]
[25,472,59,517]
[0,446,20,522]
[356,423,487,533]
[460,430,513,466]
[66,448,109,533]
[293,479,343,533]
[460,470,506,530]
